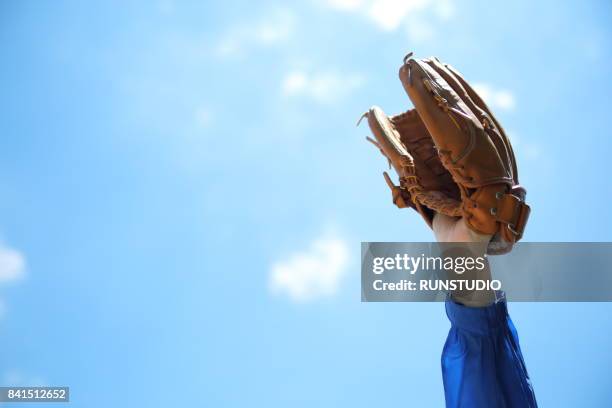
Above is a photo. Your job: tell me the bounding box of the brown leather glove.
[361,54,530,254]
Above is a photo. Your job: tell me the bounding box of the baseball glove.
[361,53,530,254]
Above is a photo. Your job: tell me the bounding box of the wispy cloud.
[215,9,296,58]
[366,0,430,31]
[323,0,454,40]
[472,83,516,111]
[325,0,365,11]
[2,371,46,387]
[0,242,26,320]
[0,244,26,284]
[405,19,435,42]
[282,70,364,104]
[269,235,349,302]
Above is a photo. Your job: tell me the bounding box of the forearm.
[433,214,496,307]
[432,213,492,244]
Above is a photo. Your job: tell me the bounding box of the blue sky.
[0,0,611,406]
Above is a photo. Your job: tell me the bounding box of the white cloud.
[269,236,349,302]
[405,19,435,43]
[282,70,364,104]
[215,9,295,58]
[433,0,455,21]
[472,83,516,111]
[255,17,294,45]
[0,243,26,320]
[0,244,26,284]
[323,0,453,35]
[283,72,308,94]
[2,371,47,387]
[367,0,430,31]
[327,0,365,11]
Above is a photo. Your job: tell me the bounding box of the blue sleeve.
[441,294,538,408]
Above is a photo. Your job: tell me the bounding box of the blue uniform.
[442,294,538,408]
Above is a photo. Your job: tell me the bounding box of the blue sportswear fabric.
[442,294,538,408]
